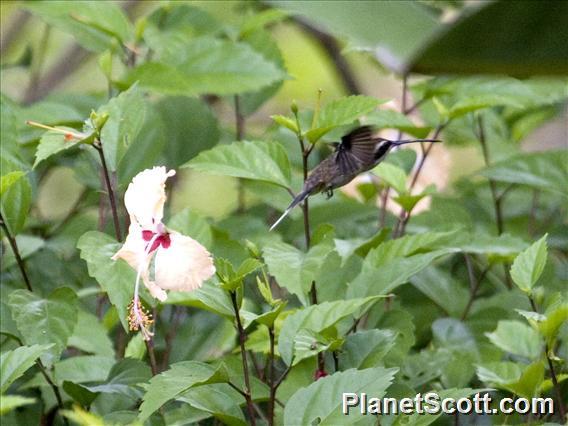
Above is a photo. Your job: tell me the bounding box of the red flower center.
[142,230,171,252]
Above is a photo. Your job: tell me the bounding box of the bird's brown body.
[269,126,441,230]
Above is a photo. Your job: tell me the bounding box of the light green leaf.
[33,128,93,168]
[478,150,568,197]
[8,288,78,367]
[139,361,228,421]
[67,310,114,357]
[168,208,213,249]
[347,249,454,299]
[0,395,36,415]
[486,320,542,359]
[78,231,134,331]
[98,85,146,171]
[476,361,523,386]
[510,234,548,294]
[373,162,407,194]
[185,140,291,188]
[0,171,24,196]
[271,114,299,133]
[25,1,132,52]
[1,158,31,235]
[306,95,383,143]
[366,110,432,138]
[284,367,397,425]
[125,37,285,96]
[239,9,289,37]
[263,241,336,306]
[539,303,568,343]
[279,297,382,365]
[0,344,53,393]
[338,329,397,370]
[163,281,234,318]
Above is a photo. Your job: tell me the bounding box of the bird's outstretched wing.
[336,126,377,176]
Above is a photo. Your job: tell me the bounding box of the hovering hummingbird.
[269,126,441,231]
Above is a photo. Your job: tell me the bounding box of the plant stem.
[0,213,32,292]
[476,116,514,289]
[161,306,184,371]
[94,142,122,241]
[268,326,276,426]
[230,291,257,426]
[528,296,566,421]
[460,259,491,321]
[394,122,447,237]
[234,95,246,212]
[37,359,69,425]
[145,338,159,376]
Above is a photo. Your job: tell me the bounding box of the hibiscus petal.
[124,167,175,229]
[111,220,147,271]
[154,232,215,292]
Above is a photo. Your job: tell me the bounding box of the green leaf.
[0,344,52,393]
[284,367,397,425]
[409,1,568,76]
[0,171,24,196]
[306,95,383,143]
[539,303,568,343]
[217,257,262,292]
[1,158,31,235]
[33,128,93,168]
[338,329,397,370]
[1,235,45,271]
[154,96,220,168]
[476,361,523,386]
[84,358,151,399]
[271,114,299,134]
[177,385,247,426]
[486,320,542,359]
[139,361,228,421]
[67,310,114,357]
[373,162,407,194]
[239,9,289,37]
[78,231,134,331]
[263,241,336,306]
[124,37,285,96]
[0,395,36,415]
[168,208,213,249]
[366,110,432,138]
[347,249,454,299]
[25,1,132,52]
[98,85,146,172]
[8,288,78,367]
[163,281,234,318]
[54,356,115,385]
[278,297,382,365]
[270,1,438,74]
[411,267,468,317]
[478,150,568,197]
[510,234,548,294]
[185,140,291,188]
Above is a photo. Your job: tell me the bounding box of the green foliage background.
[1,1,567,425]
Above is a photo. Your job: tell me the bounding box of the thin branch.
[528,296,566,421]
[94,142,122,241]
[230,291,257,426]
[145,329,159,376]
[161,306,184,371]
[273,365,291,391]
[37,359,69,425]
[1,213,33,292]
[293,17,361,95]
[268,326,276,426]
[460,260,491,321]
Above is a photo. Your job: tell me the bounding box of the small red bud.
[314,369,328,380]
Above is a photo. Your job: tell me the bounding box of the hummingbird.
[269,126,441,231]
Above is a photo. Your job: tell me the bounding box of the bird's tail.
[269,190,310,231]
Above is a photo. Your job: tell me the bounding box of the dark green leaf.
[67,310,114,357]
[339,329,397,370]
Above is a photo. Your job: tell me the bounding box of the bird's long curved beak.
[394,139,442,146]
